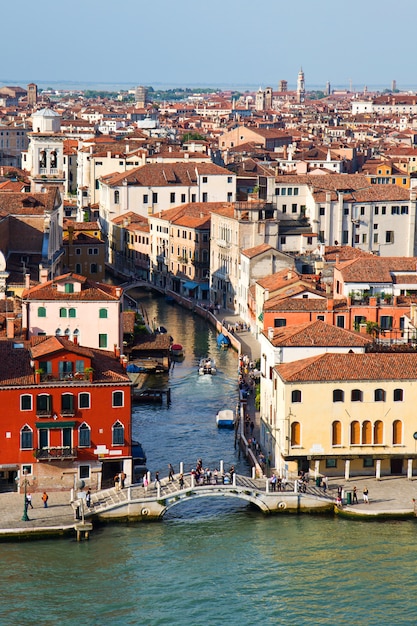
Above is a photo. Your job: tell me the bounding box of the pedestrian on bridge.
[179,474,184,489]
[155,472,161,489]
[168,464,174,482]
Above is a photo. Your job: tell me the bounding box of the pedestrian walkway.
[0,491,75,537]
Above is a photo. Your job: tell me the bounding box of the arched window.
[350,421,360,445]
[68,308,76,318]
[75,263,81,274]
[291,389,302,403]
[20,394,32,411]
[61,393,74,415]
[79,423,91,447]
[36,394,52,417]
[55,328,62,336]
[333,389,344,403]
[114,190,120,204]
[20,425,33,449]
[290,421,301,446]
[374,420,383,445]
[393,420,402,445]
[393,388,404,402]
[332,421,342,446]
[112,391,124,407]
[112,421,124,445]
[362,420,372,444]
[351,389,363,402]
[79,392,90,409]
[374,388,386,402]
[50,150,57,168]
[59,308,67,318]
[40,150,46,168]
[37,306,46,318]
[99,308,108,319]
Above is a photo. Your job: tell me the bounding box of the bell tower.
[297,67,305,103]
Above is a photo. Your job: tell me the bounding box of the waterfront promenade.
[0,475,417,538]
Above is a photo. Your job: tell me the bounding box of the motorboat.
[216,409,235,429]
[199,357,217,375]
[217,332,231,349]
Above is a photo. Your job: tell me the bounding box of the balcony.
[35,447,77,461]
[177,256,188,264]
[61,407,76,417]
[36,409,52,419]
[40,372,90,383]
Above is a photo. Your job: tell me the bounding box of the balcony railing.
[40,372,90,383]
[61,407,76,417]
[36,409,52,418]
[35,447,77,461]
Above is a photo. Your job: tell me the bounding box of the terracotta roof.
[276,352,417,383]
[264,287,329,311]
[101,162,232,188]
[22,273,121,301]
[242,243,275,259]
[264,320,371,347]
[336,256,417,283]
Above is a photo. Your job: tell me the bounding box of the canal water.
[1,292,416,626]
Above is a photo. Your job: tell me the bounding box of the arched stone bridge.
[87,474,334,522]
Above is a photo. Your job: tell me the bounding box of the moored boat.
[216,409,235,429]
[170,343,184,357]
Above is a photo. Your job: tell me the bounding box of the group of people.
[25,491,49,509]
[269,474,288,492]
[114,471,127,490]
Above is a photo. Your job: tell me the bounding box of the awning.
[36,421,76,429]
[183,281,198,290]
[200,283,210,291]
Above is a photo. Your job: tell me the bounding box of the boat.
[170,343,184,357]
[198,357,217,375]
[217,332,231,349]
[216,409,235,429]
[132,440,148,482]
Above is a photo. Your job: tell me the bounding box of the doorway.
[390,458,403,475]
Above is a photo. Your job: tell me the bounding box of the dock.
[132,388,171,405]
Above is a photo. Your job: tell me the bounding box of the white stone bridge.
[87,473,335,522]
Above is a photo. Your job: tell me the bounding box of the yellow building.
[271,352,417,479]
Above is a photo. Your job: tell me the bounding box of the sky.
[1,0,417,91]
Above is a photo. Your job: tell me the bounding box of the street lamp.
[21,469,29,522]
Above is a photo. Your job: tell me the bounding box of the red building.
[0,336,133,493]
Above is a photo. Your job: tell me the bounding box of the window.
[99,334,107,348]
[75,248,81,256]
[112,420,125,445]
[170,192,175,203]
[227,176,233,183]
[99,308,108,319]
[274,318,286,328]
[114,190,120,204]
[68,308,76,318]
[75,264,81,273]
[290,422,301,446]
[152,192,158,204]
[61,393,74,414]
[360,206,365,215]
[112,391,124,407]
[332,421,342,445]
[79,423,91,447]
[143,194,148,204]
[401,205,408,214]
[374,206,379,215]
[38,306,46,318]
[363,457,374,468]
[90,263,97,274]
[79,465,90,479]
[20,425,33,450]
[333,389,344,402]
[79,392,90,409]
[381,206,386,214]
[319,207,325,216]
[336,316,345,328]
[385,230,394,243]
[350,421,360,444]
[291,390,301,403]
[292,203,297,213]
[373,233,379,244]
[394,388,403,402]
[351,389,363,402]
[391,206,399,215]
[65,283,74,294]
[326,458,337,468]
[20,394,32,411]
[374,388,386,402]
[202,176,207,183]
[294,188,299,196]
[202,192,208,202]
[380,316,393,330]
[282,204,287,213]
[362,420,372,444]
[181,194,186,203]
[374,420,383,445]
[393,420,402,445]
[342,231,349,244]
[36,394,52,415]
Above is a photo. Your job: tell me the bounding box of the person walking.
[363,487,369,504]
[142,474,148,493]
[154,471,161,490]
[179,473,184,489]
[322,476,328,493]
[26,493,34,509]
[270,474,277,492]
[86,489,91,508]
[168,464,175,482]
[352,486,358,504]
[42,491,48,508]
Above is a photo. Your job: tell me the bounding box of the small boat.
[155,325,168,334]
[171,343,184,357]
[199,357,217,375]
[217,332,230,349]
[216,409,235,429]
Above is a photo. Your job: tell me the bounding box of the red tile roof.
[264,320,371,347]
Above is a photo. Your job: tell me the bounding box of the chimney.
[359,323,367,334]
[327,297,334,311]
[6,314,15,338]
[25,273,30,289]
[369,296,377,307]
[114,344,120,358]
[68,223,74,245]
[39,267,48,284]
[287,270,293,280]
[116,287,122,298]
[268,327,274,340]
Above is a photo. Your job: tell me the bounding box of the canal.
[1,291,417,625]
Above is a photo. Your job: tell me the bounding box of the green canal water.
[1,292,416,625]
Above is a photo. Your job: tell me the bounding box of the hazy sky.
[2,0,416,90]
